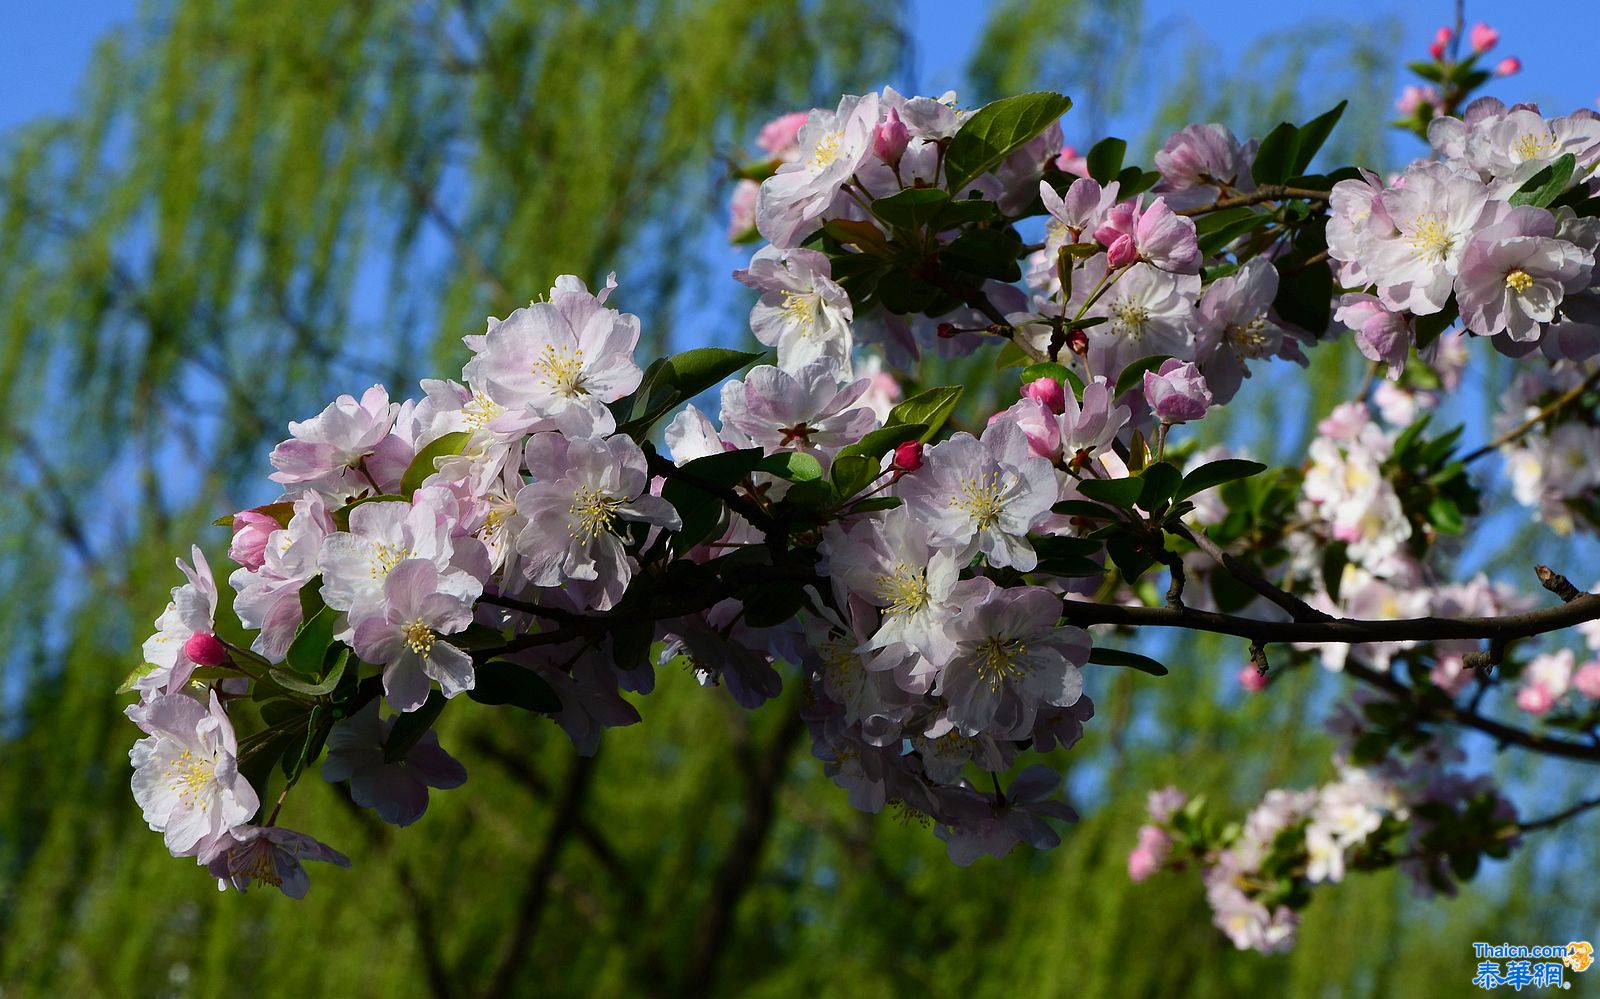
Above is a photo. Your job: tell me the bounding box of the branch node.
[1249,641,1269,676]
[1535,564,1582,603]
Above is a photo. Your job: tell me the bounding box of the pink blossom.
[1455,205,1593,340]
[183,633,227,668]
[1021,377,1066,415]
[727,179,758,240]
[1093,197,1200,274]
[1106,233,1138,269]
[1575,661,1600,699]
[1395,85,1439,116]
[1335,293,1413,376]
[1152,123,1255,209]
[1496,57,1521,76]
[1127,824,1172,881]
[1144,359,1213,423]
[892,440,924,472]
[1469,23,1499,54]
[228,510,278,571]
[873,107,910,165]
[1056,144,1087,176]
[756,111,808,158]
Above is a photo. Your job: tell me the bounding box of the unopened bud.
[1022,377,1067,415]
[184,632,228,668]
[873,108,910,166]
[1496,56,1521,76]
[937,322,960,339]
[1469,23,1498,54]
[1106,233,1138,269]
[892,440,925,472]
[1067,328,1090,356]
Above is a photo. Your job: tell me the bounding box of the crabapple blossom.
[1092,196,1200,274]
[200,825,351,899]
[128,692,260,855]
[269,385,395,495]
[1143,358,1212,423]
[718,361,877,461]
[140,547,221,694]
[352,560,482,711]
[1364,161,1490,315]
[735,246,855,377]
[756,92,880,247]
[1455,205,1593,339]
[321,700,467,825]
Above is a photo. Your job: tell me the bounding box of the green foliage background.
[1,2,1595,996]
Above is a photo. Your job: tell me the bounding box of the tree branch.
[1175,184,1331,217]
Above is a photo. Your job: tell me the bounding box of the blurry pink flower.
[756,111,808,158]
[1056,143,1088,176]
[1237,665,1268,693]
[228,510,278,571]
[1497,57,1522,76]
[1574,661,1600,699]
[873,108,910,166]
[1469,23,1499,54]
[1144,359,1213,423]
[1022,376,1066,415]
[1127,824,1172,881]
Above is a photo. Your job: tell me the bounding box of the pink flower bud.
[1469,23,1498,54]
[1093,202,1137,247]
[1496,56,1521,76]
[1143,358,1213,423]
[936,322,959,339]
[1428,40,1446,60]
[873,108,910,166]
[228,510,278,571]
[1237,664,1268,693]
[184,632,228,668]
[1021,377,1067,415]
[1433,26,1453,46]
[1127,824,1172,881]
[892,440,924,472]
[1105,233,1138,269]
[1575,662,1600,700]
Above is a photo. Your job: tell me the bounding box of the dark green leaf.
[1273,253,1333,334]
[1175,459,1267,501]
[1052,499,1122,519]
[284,605,337,676]
[1085,136,1126,185]
[829,454,879,500]
[886,385,963,440]
[469,661,562,713]
[1115,167,1161,198]
[384,693,446,763]
[740,581,810,628]
[871,187,951,230]
[268,648,348,696]
[1290,100,1347,176]
[1251,121,1300,186]
[837,423,926,462]
[845,496,902,514]
[1076,476,1144,508]
[938,227,1022,282]
[1414,299,1459,349]
[944,92,1073,194]
[1508,153,1576,209]
[1113,354,1171,400]
[1138,461,1182,510]
[1088,646,1169,676]
[663,347,765,402]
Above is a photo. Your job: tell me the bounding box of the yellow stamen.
[1505,269,1534,293]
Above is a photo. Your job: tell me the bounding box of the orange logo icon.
[1565,941,1593,972]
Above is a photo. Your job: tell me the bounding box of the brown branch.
[1175,184,1331,217]
[479,752,599,999]
[680,702,807,995]
[1462,366,1600,464]
[1170,522,1331,623]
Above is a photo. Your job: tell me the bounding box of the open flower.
[352,560,482,712]
[200,825,350,899]
[139,546,221,695]
[128,692,260,856]
[756,92,881,247]
[269,385,396,496]
[1455,205,1593,340]
[718,361,877,461]
[735,246,854,378]
[321,699,468,824]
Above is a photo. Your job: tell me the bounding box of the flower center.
[820,632,862,700]
[567,485,621,541]
[231,842,284,889]
[464,389,505,430]
[402,618,436,657]
[974,636,1029,691]
[951,471,1005,529]
[165,749,215,807]
[874,563,930,618]
[1225,315,1273,359]
[1406,212,1456,263]
[1111,300,1151,337]
[1512,131,1554,162]
[810,130,844,170]
[533,344,588,398]
[780,291,817,334]
[371,541,412,579]
[1505,269,1534,293]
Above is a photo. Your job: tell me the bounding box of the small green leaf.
[756,451,824,482]
[944,91,1073,194]
[1290,100,1347,176]
[1085,136,1126,185]
[664,347,766,402]
[469,661,562,713]
[938,227,1022,281]
[117,662,160,695]
[401,431,473,496]
[871,187,951,230]
[1251,121,1300,186]
[1113,355,1171,400]
[1087,646,1169,677]
[1174,459,1267,501]
[1508,153,1577,209]
[268,649,348,696]
[1414,300,1459,349]
[1076,476,1144,508]
[836,423,926,462]
[1137,461,1182,510]
[886,385,963,441]
[829,454,879,500]
[284,605,337,676]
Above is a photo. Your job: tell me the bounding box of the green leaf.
[469,661,562,713]
[332,494,407,531]
[822,218,892,254]
[1115,167,1161,198]
[1138,461,1182,510]
[1175,459,1267,501]
[886,385,963,441]
[756,451,824,482]
[1076,476,1144,508]
[284,605,337,676]
[282,704,328,782]
[845,496,902,514]
[1251,121,1300,186]
[1273,252,1333,334]
[1508,153,1576,209]
[741,581,810,628]
[272,648,349,697]
[117,662,161,695]
[837,423,926,462]
[1290,100,1347,176]
[661,447,763,550]
[1085,136,1126,185]
[663,347,765,402]
[1428,494,1465,534]
[1087,646,1169,676]
[400,431,473,496]
[1105,537,1156,582]
[935,196,1001,228]
[1113,354,1171,400]
[1196,208,1273,257]
[871,187,951,230]
[213,501,296,528]
[1414,299,1459,349]
[384,692,446,763]
[938,227,1022,282]
[944,91,1073,195]
[1052,499,1122,519]
[829,454,879,500]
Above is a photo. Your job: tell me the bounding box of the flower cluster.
[123,53,1600,926]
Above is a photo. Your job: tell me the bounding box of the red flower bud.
[892,440,925,472]
[184,632,228,668]
[1021,377,1067,415]
[936,322,960,339]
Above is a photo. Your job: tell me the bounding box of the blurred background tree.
[1,1,1595,996]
